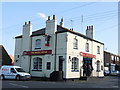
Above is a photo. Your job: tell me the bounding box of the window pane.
[33,57,42,70]
[86,43,89,52]
[73,38,78,49]
[33,58,38,70]
[35,39,41,48]
[47,62,51,70]
[97,46,100,54]
[71,57,79,71]
[97,61,100,72]
[38,58,42,70]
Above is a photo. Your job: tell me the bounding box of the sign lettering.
[23,50,52,55]
[80,52,96,59]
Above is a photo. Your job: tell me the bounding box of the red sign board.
[80,52,96,59]
[23,50,52,55]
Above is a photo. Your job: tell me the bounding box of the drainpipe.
[54,33,57,71]
[29,37,32,74]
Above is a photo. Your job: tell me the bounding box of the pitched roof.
[57,25,104,45]
[0,45,12,65]
[15,28,45,39]
[15,25,104,45]
[31,28,45,37]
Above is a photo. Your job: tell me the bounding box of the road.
[1,76,120,89]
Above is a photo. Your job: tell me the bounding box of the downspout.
[29,36,32,74]
[54,33,57,71]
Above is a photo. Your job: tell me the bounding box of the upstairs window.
[111,55,114,61]
[73,38,78,49]
[35,39,41,49]
[85,43,89,52]
[97,46,100,54]
[117,57,119,61]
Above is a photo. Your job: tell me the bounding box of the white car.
[0,65,31,80]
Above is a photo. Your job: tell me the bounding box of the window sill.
[73,48,78,49]
[32,70,42,71]
[35,48,41,49]
[96,70,101,72]
[71,70,79,72]
[47,69,50,70]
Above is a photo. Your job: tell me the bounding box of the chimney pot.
[53,15,56,20]
[71,28,73,31]
[91,25,93,30]
[25,22,27,25]
[28,21,31,24]
[87,26,89,30]
[48,16,50,20]
[61,18,64,22]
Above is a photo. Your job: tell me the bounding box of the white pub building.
[14,15,104,80]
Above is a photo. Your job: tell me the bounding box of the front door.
[59,56,63,71]
[83,57,93,77]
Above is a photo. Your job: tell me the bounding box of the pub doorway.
[83,57,93,77]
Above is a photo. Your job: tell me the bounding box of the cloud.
[37,12,47,20]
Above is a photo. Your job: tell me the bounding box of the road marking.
[9,83,29,88]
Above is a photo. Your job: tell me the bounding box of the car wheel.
[1,75,5,80]
[16,75,21,81]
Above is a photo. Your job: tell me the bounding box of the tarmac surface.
[1,76,120,89]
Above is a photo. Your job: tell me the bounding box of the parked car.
[110,70,120,76]
[104,67,110,76]
[104,70,110,76]
[0,65,31,80]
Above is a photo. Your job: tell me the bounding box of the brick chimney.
[45,15,57,35]
[22,21,32,72]
[86,25,94,39]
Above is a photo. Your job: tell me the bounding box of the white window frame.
[33,57,42,71]
[73,38,78,49]
[86,43,89,52]
[111,55,114,61]
[71,57,79,72]
[117,57,119,61]
[97,46,100,54]
[35,39,41,49]
[96,60,101,72]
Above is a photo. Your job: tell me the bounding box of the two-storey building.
[14,15,104,80]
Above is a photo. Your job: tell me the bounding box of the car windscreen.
[15,68,25,72]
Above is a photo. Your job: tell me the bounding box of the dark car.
[104,70,110,76]
[110,70,120,76]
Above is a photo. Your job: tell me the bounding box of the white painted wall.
[30,55,54,77]
[30,35,55,77]
[65,32,104,79]
[56,32,67,78]
[14,38,22,67]
[21,22,32,73]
